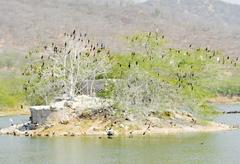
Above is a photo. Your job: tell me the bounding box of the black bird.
[189,44,192,48]
[129,131,133,138]
[44,46,47,50]
[101,43,105,49]
[128,62,131,68]
[54,46,57,52]
[72,29,76,35]
[136,61,138,65]
[41,55,43,59]
[68,50,71,54]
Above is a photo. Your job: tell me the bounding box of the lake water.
[0,105,240,164]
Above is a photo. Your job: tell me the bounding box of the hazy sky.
[221,0,240,4]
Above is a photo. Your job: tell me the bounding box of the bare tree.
[23,30,111,104]
[113,68,185,117]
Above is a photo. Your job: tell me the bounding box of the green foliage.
[0,73,25,109]
[96,81,115,98]
[107,32,240,116]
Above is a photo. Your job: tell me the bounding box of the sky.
[221,0,240,4]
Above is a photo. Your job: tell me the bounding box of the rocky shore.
[0,95,231,137]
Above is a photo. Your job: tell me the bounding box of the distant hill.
[0,0,240,56]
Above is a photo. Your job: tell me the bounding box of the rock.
[106,128,114,136]
[44,125,51,129]
[72,95,113,114]
[60,120,69,125]
[50,100,66,110]
[29,124,38,130]
[25,131,29,136]
[125,115,134,121]
[119,124,125,128]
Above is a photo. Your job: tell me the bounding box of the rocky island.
[0,94,230,137]
[1,30,238,137]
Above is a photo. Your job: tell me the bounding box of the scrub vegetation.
[0,31,240,117]
[19,31,240,118]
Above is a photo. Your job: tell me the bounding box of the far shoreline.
[208,96,240,105]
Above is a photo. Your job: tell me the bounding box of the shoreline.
[208,96,240,105]
[0,118,231,137]
[0,110,29,117]
[0,109,30,117]
[0,96,238,137]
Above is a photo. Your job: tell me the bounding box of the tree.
[23,30,111,105]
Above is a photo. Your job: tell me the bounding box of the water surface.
[0,105,239,164]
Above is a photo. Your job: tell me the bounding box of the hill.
[0,0,240,56]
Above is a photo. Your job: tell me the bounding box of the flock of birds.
[121,32,240,92]
[23,30,111,94]
[22,30,240,114]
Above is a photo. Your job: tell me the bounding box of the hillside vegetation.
[0,53,25,111]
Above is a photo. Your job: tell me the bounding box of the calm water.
[0,105,240,164]
[0,115,29,129]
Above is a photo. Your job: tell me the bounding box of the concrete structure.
[30,106,52,124]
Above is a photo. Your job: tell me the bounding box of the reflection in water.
[0,132,240,164]
[0,105,240,164]
[215,104,240,125]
